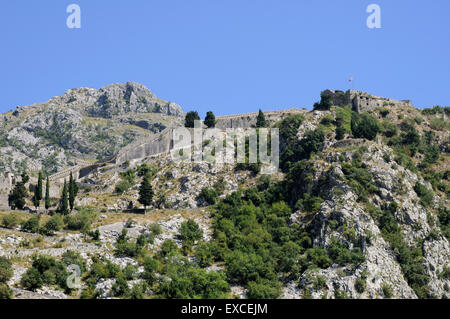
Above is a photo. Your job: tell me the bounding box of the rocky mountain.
[0,82,184,175]
[0,88,448,300]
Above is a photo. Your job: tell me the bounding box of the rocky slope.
[0,88,448,299]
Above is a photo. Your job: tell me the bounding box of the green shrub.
[379,109,390,117]
[414,182,434,207]
[43,214,64,235]
[158,265,230,299]
[0,283,12,299]
[194,242,215,268]
[65,208,97,233]
[355,278,366,293]
[111,273,131,298]
[306,248,332,269]
[327,239,365,267]
[199,187,219,205]
[225,251,276,284]
[115,180,132,194]
[334,289,349,299]
[148,223,163,236]
[21,215,41,233]
[335,126,345,140]
[2,213,21,229]
[159,239,179,257]
[335,107,352,134]
[313,275,327,290]
[295,194,323,213]
[320,114,335,126]
[246,279,282,299]
[62,250,87,274]
[382,120,398,137]
[351,112,380,141]
[21,268,44,291]
[382,284,393,298]
[178,220,203,244]
[0,257,13,284]
[429,118,448,131]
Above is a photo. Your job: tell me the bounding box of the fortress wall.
[115,129,172,164]
[46,109,307,183]
[215,108,307,129]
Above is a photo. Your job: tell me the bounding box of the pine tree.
[138,175,154,214]
[204,111,216,128]
[45,176,51,210]
[68,172,78,211]
[8,173,29,210]
[256,110,268,128]
[184,111,201,128]
[59,180,69,215]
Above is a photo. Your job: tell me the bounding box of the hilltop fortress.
[322,89,413,113]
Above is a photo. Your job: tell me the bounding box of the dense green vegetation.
[277,113,324,172]
[313,92,333,111]
[0,256,13,299]
[351,112,380,141]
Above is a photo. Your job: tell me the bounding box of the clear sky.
[1,0,449,116]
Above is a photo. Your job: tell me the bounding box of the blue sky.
[0,0,449,116]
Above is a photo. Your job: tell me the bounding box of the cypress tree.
[256,110,268,128]
[59,180,69,215]
[45,176,51,210]
[37,172,43,202]
[31,172,43,210]
[32,190,39,210]
[138,175,154,214]
[68,172,78,211]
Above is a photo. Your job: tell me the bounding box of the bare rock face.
[77,82,184,118]
[0,82,184,175]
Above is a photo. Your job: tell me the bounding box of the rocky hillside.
[0,82,184,175]
[0,89,448,299]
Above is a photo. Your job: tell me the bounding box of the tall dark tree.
[256,110,268,128]
[204,111,216,128]
[8,172,29,210]
[32,172,43,210]
[36,172,43,202]
[68,172,78,211]
[45,176,51,211]
[138,175,154,214]
[59,180,69,215]
[184,111,201,128]
[32,190,40,210]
